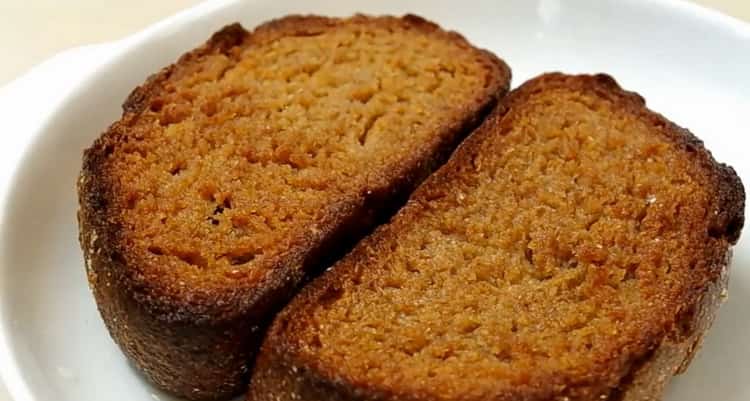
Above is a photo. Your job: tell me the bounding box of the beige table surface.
[0,0,749,400]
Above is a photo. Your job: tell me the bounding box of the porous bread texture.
[78,14,510,400]
[249,73,744,401]
[114,16,498,290]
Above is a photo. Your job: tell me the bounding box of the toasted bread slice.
[249,73,744,401]
[77,15,510,400]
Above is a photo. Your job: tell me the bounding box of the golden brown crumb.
[79,14,511,400]
[113,18,490,283]
[251,73,744,401]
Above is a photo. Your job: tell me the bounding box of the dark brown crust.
[77,14,511,401]
[248,73,745,401]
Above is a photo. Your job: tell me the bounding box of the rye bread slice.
[248,73,744,401]
[77,14,510,400]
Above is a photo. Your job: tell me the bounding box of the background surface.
[0,0,748,400]
[0,0,749,85]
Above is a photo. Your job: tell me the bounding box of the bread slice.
[248,73,745,401]
[77,15,510,400]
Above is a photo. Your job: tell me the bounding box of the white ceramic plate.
[0,0,748,400]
